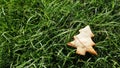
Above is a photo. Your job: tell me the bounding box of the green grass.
[0,0,120,68]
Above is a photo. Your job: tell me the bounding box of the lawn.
[0,0,120,68]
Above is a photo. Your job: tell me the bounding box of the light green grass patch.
[0,0,120,68]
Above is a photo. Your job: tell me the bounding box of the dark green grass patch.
[0,0,120,68]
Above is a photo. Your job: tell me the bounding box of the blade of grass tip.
[85,58,92,67]
[111,60,120,67]
[27,15,35,24]
[57,48,63,56]
[36,41,45,52]
[13,47,26,54]
[16,59,33,68]
[30,41,36,49]
[15,54,20,67]
[39,56,46,68]
[1,32,11,43]
[2,7,5,16]
[111,0,115,9]
[46,0,57,10]
[0,41,6,47]
[62,57,67,67]
[95,57,106,63]
[45,29,73,46]
[62,49,73,67]
[10,62,13,68]
[45,44,57,52]
[32,64,37,68]
[24,58,39,68]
